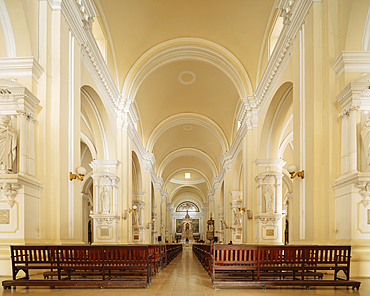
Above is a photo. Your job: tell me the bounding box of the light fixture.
[129,205,137,213]
[287,164,304,179]
[146,219,155,229]
[247,210,252,219]
[220,219,229,229]
[70,167,87,181]
[185,173,190,179]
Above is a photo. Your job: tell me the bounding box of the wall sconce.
[220,219,229,229]
[247,210,252,219]
[123,205,137,220]
[146,219,155,229]
[70,167,86,181]
[287,164,304,179]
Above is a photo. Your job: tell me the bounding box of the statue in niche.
[361,116,370,170]
[0,115,17,173]
[100,186,110,214]
[264,185,274,213]
[132,205,140,226]
[233,207,244,226]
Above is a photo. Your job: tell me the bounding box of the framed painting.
[176,219,182,233]
[192,219,199,233]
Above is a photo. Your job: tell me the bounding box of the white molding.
[0,0,16,57]
[80,131,97,160]
[332,51,370,78]
[299,25,306,240]
[47,0,62,10]
[146,113,229,152]
[336,73,370,111]
[266,85,293,158]
[164,168,211,190]
[68,31,75,239]
[0,57,44,80]
[254,158,286,169]
[361,4,370,51]
[170,176,205,185]
[256,0,312,113]
[61,0,118,115]
[123,39,251,104]
[81,88,109,160]
[158,148,217,178]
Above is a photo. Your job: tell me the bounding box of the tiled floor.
[1,247,369,295]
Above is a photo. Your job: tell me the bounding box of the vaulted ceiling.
[95,0,276,209]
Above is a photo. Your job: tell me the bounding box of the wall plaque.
[266,229,275,236]
[0,210,10,224]
[100,228,109,237]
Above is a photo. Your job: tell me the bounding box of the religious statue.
[0,115,17,173]
[361,117,370,170]
[132,205,140,226]
[100,186,110,214]
[235,207,244,226]
[264,185,274,213]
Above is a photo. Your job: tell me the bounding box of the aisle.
[1,247,369,296]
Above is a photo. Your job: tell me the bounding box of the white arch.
[171,189,205,207]
[80,132,97,160]
[266,84,293,158]
[158,148,218,178]
[0,0,16,57]
[164,168,211,190]
[122,38,252,102]
[173,195,204,212]
[147,113,229,152]
[81,88,109,160]
[362,4,370,51]
[278,130,293,159]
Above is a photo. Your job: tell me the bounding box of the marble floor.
[1,247,369,296]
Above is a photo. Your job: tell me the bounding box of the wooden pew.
[3,245,152,289]
[193,244,361,290]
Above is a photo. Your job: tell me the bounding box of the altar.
[181,210,194,243]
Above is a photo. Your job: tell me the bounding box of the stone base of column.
[231,226,242,243]
[90,214,120,243]
[255,213,283,244]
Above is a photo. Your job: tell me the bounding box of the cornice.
[256,0,312,112]
[0,57,44,80]
[60,0,119,114]
[332,51,370,78]
[336,74,370,111]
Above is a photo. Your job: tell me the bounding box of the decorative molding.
[332,51,370,78]
[47,0,62,10]
[178,71,196,86]
[158,148,217,178]
[336,74,370,111]
[0,183,21,208]
[170,176,205,185]
[146,113,228,152]
[256,0,312,113]
[0,0,16,57]
[0,57,44,80]
[122,38,251,102]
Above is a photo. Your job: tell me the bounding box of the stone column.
[0,81,43,275]
[254,159,285,244]
[89,171,120,243]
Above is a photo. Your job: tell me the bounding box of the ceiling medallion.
[183,125,193,131]
[178,71,196,85]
